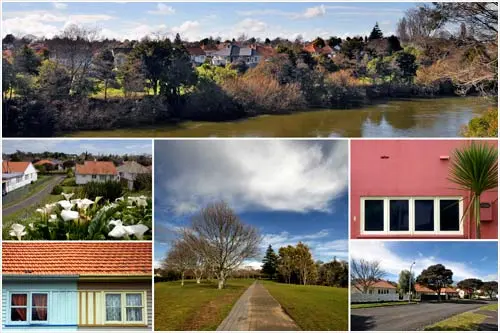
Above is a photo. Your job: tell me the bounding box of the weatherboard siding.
[2,281,78,331]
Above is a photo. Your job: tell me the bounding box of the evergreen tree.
[369,22,384,40]
[262,245,278,279]
[174,33,182,45]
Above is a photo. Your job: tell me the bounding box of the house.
[351,280,400,303]
[210,43,274,67]
[2,242,152,331]
[111,47,133,68]
[75,161,118,185]
[186,46,207,65]
[303,43,340,58]
[117,161,150,190]
[350,140,498,239]
[414,284,458,301]
[34,159,64,171]
[2,161,38,195]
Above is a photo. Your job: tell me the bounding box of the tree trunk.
[181,271,184,286]
[475,196,481,239]
[218,270,225,289]
[218,279,224,289]
[104,80,108,101]
[196,277,201,284]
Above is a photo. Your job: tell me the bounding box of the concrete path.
[3,175,65,216]
[217,281,300,331]
[351,300,494,331]
[475,309,498,331]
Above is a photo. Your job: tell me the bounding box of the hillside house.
[75,161,118,185]
[117,161,150,190]
[2,161,38,195]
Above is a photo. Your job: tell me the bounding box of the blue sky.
[154,139,348,268]
[2,139,152,155]
[351,241,498,283]
[2,2,417,41]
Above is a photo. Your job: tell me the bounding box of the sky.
[2,2,418,41]
[351,241,499,283]
[1,139,152,155]
[154,139,349,269]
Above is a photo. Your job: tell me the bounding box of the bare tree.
[295,242,315,286]
[183,202,261,289]
[163,240,196,286]
[396,6,443,43]
[351,259,386,293]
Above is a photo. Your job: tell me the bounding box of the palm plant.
[448,142,498,239]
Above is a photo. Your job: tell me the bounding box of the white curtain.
[126,294,142,322]
[105,294,121,321]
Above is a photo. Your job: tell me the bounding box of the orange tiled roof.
[415,283,435,293]
[187,46,206,56]
[354,280,397,289]
[2,161,30,173]
[442,287,458,293]
[34,159,56,166]
[76,161,117,175]
[2,242,152,276]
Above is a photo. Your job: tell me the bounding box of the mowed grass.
[351,301,418,309]
[480,303,498,311]
[424,303,498,331]
[261,280,348,331]
[2,175,54,208]
[154,279,254,331]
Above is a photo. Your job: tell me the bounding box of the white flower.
[58,200,73,210]
[124,224,149,239]
[61,192,74,201]
[9,224,26,240]
[127,196,148,207]
[28,223,35,230]
[108,220,128,238]
[36,202,57,215]
[76,198,94,210]
[49,214,58,222]
[115,196,124,202]
[60,210,79,221]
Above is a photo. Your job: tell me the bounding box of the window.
[361,197,463,235]
[92,175,97,179]
[10,292,48,324]
[99,175,106,180]
[104,292,145,325]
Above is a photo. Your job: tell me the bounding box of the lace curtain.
[126,294,143,322]
[11,294,27,321]
[106,294,122,321]
[32,294,48,321]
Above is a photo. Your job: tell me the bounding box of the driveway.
[3,175,65,216]
[351,300,495,331]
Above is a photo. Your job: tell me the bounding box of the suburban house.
[186,46,207,65]
[2,161,38,195]
[34,159,64,171]
[75,161,119,185]
[187,43,275,67]
[303,43,340,57]
[414,284,459,301]
[117,161,151,190]
[350,140,498,239]
[2,242,152,331]
[351,280,399,303]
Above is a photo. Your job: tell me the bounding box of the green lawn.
[351,301,418,309]
[2,175,55,208]
[480,303,498,311]
[424,303,498,331]
[154,279,254,331]
[261,280,348,331]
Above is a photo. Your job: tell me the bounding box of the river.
[71,97,493,137]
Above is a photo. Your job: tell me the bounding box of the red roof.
[2,242,152,276]
[255,45,276,57]
[354,280,397,289]
[76,161,117,175]
[34,159,56,166]
[303,43,335,55]
[187,46,206,56]
[2,161,30,173]
[415,283,434,293]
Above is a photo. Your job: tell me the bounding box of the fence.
[351,293,409,303]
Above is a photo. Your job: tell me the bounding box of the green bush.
[462,107,498,137]
[83,181,124,201]
[61,177,76,186]
[51,185,63,195]
[133,173,152,191]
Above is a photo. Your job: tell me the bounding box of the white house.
[2,161,38,194]
[75,161,118,185]
[351,280,400,303]
[116,161,150,190]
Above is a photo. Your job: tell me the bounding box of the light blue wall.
[2,280,78,331]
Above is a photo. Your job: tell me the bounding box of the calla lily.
[29,223,35,230]
[124,224,149,239]
[58,200,73,210]
[49,214,58,222]
[76,198,94,210]
[61,192,74,200]
[108,220,128,238]
[115,197,124,202]
[60,210,79,221]
[9,224,26,240]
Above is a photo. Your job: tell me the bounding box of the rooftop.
[76,160,117,175]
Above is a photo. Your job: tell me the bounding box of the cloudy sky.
[2,2,416,41]
[351,241,498,283]
[154,139,349,268]
[2,139,152,155]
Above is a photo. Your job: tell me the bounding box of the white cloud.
[171,20,201,40]
[157,140,348,215]
[147,4,175,16]
[350,241,494,282]
[302,5,327,19]
[236,18,267,33]
[53,3,68,10]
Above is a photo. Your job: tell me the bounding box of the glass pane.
[11,294,27,306]
[11,308,27,321]
[364,200,384,231]
[32,294,48,307]
[415,200,434,231]
[390,200,409,231]
[32,307,48,321]
[126,308,143,322]
[105,294,122,321]
[440,200,460,231]
[126,294,142,306]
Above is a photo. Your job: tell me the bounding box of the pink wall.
[351,140,498,239]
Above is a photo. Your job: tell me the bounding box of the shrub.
[462,107,498,137]
[324,70,366,108]
[51,185,63,195]
[83,181,124,201]
[133,173,152,191]
[61,177,76,186]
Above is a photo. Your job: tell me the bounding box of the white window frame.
[8,291,49,325]
[103,291,146,326]
[360,197,463,236]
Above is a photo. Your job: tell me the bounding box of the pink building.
[351,140,498,239]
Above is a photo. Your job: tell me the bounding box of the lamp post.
[409,261,416,303]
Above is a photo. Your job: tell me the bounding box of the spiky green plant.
[448,142,498,239]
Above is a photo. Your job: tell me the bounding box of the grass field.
[154,279,254,331]
[351,301,418,309]
[261,280,348,331]
[424,304,498,331]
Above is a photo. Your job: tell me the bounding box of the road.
[351,300,495,331]
[3,175,65,216]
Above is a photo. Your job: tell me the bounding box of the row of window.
[367,289,392,294]
[361,197,462,235]
[9,291,145,325]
